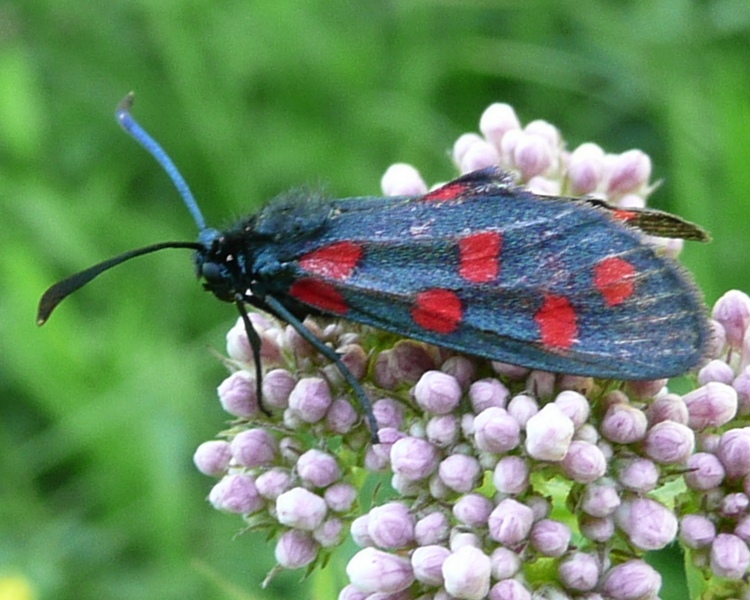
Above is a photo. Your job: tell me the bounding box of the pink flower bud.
[469,378,510,413]
[479,103,521,149]
[439,454,482,493]
[685,452,725,490]
[381,163,428,196]
[489,547,521,580]
[606,149,652,195]
[561,440,606,483]
[255,468,292,500]
[712,290,750,349]
[278,436,303,465]
[442,546,492,600]
[513,133,553,180]
[558,551,599,592]
[683,382,738,430]
[350,515,373,548]
[372,398,405,429]
[261,368,296,410]
[710,533,750,579]
[581,482,620,517]
[506,393,538,426]
[579,515,615,542]
[373,342,436,389]
[337,584,369,600]
[524,119,560,149]
[733,366,750,415]
[601,560,661,600]
[411,545,450,586]
[324,482,357,513]
[646,393,688,425]
[680,514,716,549]
[525,404,574,461]
[346,547,414,594]
[297,449,341,488]
[453,133,484,166]
[642,420,695,464]
[717,427,750,479]
[390,436,440,481]
[426,414,460,447]
[367,502,415,549]
[554,390,590,428]
[276,487,327,530]
[325,398,358,434]
[230,428,278,467]
[473,407,521,453]
[488,579,532,600]
[698,359,735,385]
[735,514,750,542]
[208,473,263,514]
[720,492,749,518]
[493,455,530,495]
[615,498,677,550]
[601,403,648,444]
[414,371,462,415]
[217,371,258,417]
[274,529,318,569]
[441,356,476,390]
[459,139,500,173]
[313,517,345,548]
[193,440,232,477]
[415,511,450,546]
[568,142,605,195]
[288,377,332,423]
[529,519,571,557]
[488,499,534,545]
[453,493,493,527]
[617,458,659,492]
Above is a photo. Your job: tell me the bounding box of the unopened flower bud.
[209,473,264,514]
[717,427,750,479]
[381,163,428,196]
[288,377,332,424]
[411,545,450,586]
[568,143,605,195]
[414,370,462,415]
[453,493,493,527]
[558,551,600,592]
[561,440,606,483]
[313,517,345,548]
[217,371,258,417]
[710,533,750,579]
[581,482,620,517]
[712,290,750,349]
[439,454,482,494]
[346,547,414,594]
[390,436,440,481]
[698,359,735,385]
[459,139,500,173]
[601,403,647,444]
[469,378,509,412]
[720,492,749,518]
[415,511,450,546]
[297,449,341,488]
[479,103,521,149]
[426,414,460,447]
[488,499,534,545]
[513,133,553,180]
[488,579,532,600]
[372,398,405,430]
[600,560,661,600]
[525,404,574,461]
[441,356,476,390]
[276,487,327,531]
[506,393,538,426]
[683,382,738,430]
[554,390,590,428]
[615,497,677,550]
[646,393,688,425]
[685,452,725,490]
[489,547,521,580]
[261,368,296,410]
[326,398,358,434]
[367,502,415,549]
[230,428,278,468]
[274,529,319,569]
[474,407,521,453]
[617,458,659,492]
[642,420,695,464]
[255,468,292,500]
[679,514,716,549]
[606,149,651,195]
[442,545,492,600]
[453,133,484,166]
[350,515,373,548]
[493,455,530,495]
[193,440,232,477]
[529,519,571,557]
[324,482,357,513]
[579,515,615,542]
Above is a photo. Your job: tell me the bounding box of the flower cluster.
[193,103,750,599]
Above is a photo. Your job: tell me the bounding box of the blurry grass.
[1,1,749,599]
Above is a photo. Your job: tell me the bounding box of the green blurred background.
[2,1,749,599]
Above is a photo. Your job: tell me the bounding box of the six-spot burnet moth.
[38,93,711,436]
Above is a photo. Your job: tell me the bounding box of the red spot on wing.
[458,231,502,283]
[412,289,463,334]
[289,278,348,314]
[612,209,637,222]
[594,256,636,307]
[299,241,363,280]
[421,182,468,203]
[534,294,578,350]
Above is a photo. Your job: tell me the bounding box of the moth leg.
[234,297,272,416]
[263,294,379,441]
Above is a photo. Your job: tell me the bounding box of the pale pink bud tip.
[324,482,357,513]
[679,514,716,549]
[606,149,652,195]
[492,455,530,495]
[230,428,278,467]
[208,474,263,514]
[479,103,521,148]
[601,403,648,444]
[217,371,258,417]
[488,498,534,546]
[710,533,750,579]
[642,420,695,464]
[346,547,415,593]
[390,436,440,481]
[381,163,428,196]
[288,377,332,423]
[513,133,553,180]
[414,370,462,414]
[615,498,677,550]
[474,407,521,453]
[442,545,492,600]
[296,449,341,488]
[415,511,450,546]
[601,560,661,600]
[561,440,607,483]
[525,403,574,461]
[529,519,571,557]
[411,545,450,586]
[717,427,750,479]
[683,382,738,430]
[274,530,319,569]
[439,454,482,493]
[193,440,232,477]
[685,452,725,490]
[567,142,605,195]
[712,290,750,349]
[558,551,600,592]
[366,502,415,549]
[275,487,327,531]
[459,140,500,173]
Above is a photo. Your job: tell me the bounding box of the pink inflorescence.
[193,103,750,599]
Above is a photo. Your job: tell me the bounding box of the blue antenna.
[115,93,209,234]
